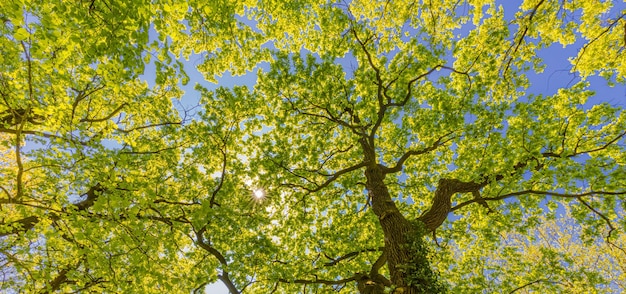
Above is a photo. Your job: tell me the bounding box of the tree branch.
[501,0,546,75]
[541,130,626,159]
[209,127,232,208]
[278,161,368,193]
[420,125,625,232]
[38,259,84,294]
[79,103,127,123]
[322,247,383,267]
[350,27,386,142]
[0,183,104,237]
[0,215,39,237]
[195,226,240,294]
[418,178,485,231]
[277,276,357,286]
[451,189,626,212]
[577,197,626,256]
[115,121,182,133]
[386,65,470,109]
[382,131,455,174]
[573,12,626,71]
[509,278,553,294]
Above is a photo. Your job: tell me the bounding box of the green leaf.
[14,27,29,41]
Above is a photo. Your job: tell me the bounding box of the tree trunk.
[358,136,446,293]
[365,164,417,294]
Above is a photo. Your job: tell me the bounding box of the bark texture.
[360,137,470,293]
[365,164,415,293]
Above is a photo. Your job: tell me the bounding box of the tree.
[464,209,626,293]
[1,0,625,293]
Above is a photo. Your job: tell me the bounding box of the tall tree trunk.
[359,137,445,293]
[365,164,418,294]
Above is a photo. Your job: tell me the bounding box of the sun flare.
[253,189,265,199]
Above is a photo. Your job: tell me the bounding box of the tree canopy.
[1,0,626,293]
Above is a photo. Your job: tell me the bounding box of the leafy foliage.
[1,0,625,293]
[403,222,447,293]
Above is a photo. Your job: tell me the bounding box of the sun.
[252,189,265,200]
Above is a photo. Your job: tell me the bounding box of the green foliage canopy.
[1,0,625,293]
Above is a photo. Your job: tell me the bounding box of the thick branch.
[0,215,39,237]
[39,259,83,294]
[0,108,44,126]
[40,268,70,294]
[274,247,386,293]
[195,226,240,294]
[424,130,626,231]
[74,183,105,211]
[370,251,386,275]
[418,178,485,231]
[0,183,104,237]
